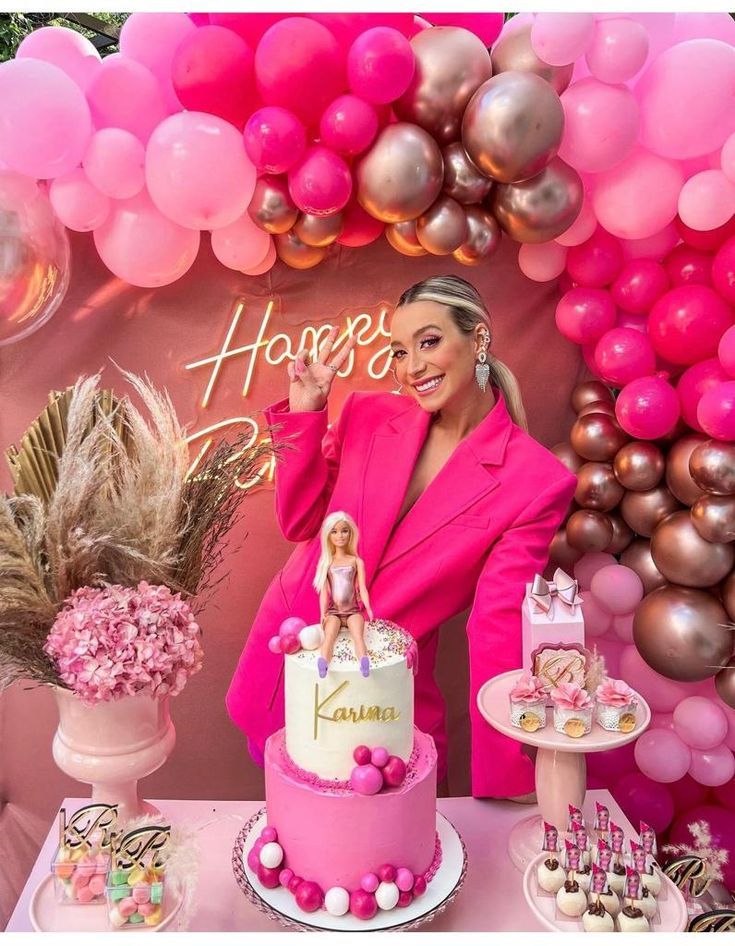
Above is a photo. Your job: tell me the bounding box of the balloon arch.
[2,10,735,871]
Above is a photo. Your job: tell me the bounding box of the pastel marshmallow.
[75,885,96,904]
[144,908,163,927]
[137,901,157,917]
[88,874,106,897]
[118,897,138,918]
[133,885,151,904]
[108,907,127,929]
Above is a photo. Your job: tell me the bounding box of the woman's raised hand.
[287,325,356,413]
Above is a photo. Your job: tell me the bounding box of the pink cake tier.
[264,727,439,893]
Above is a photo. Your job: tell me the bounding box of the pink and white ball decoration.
[268,615,323,656]
[349,744,407,795]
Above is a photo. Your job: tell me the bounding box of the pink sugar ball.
[295,880,324,913]
[119,897,138,917]
[350,888,378,920]
[261,826,278,843]
[281,633,301,655]
[132,884,150,904]
[350,763,384,795]
[76,885,96,903]
[279,616,306,637]
[382,755,407,787]
[371,746,389,768]
[395,867,414,891]
[257,863,282,889]
[378,863,396,882]
[398,889,413,907]
[288,875,304,894]
[253,838,265,852]
[247,847,261,872]
[88,874,106,896]
[413,875,427,896]
[353,744,372,765]
[279,868,294,887]
[268,635,283,654]
[360,872,379,893]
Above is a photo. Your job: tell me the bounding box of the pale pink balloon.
[722,132,735,183]
[319,95,379,157]
[594,327,657,386]
[531,13,595,67]
[671,12,735,45]
[119,12,196,113]
[592,147,684,240]
[288,146,352,216]
[651,711,675,731]
[0,58,92,179]
[616,374,680,439]
[555,287,617,344]
[688,744,735,786]
[518,242,568,282]
[210,213,272,272]
[83,128,145,200]
[579,590,612,638]
[634,728,692,783]
[678,170,735,232]
[585,17,649,84]
[242,239,276,276]
[347,27,415,106]
[16,25,101,91]
[559,79,639,174]
[93,190,200,288]
[146,112,257,230]
[636,39,735,160]
[612,612,635,643]
[673,696,729,750]
[87,54,168,144]
[719,325,735,377]
[555,193,597,247]
[620,222,680,261]
[574,551,617,588]
[620,644,693,712]
[49,168,109,232]
[698,381,735,441]
[677,358,731,431]
[590,564,644,615]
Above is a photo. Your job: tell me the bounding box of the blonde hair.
[313,510,361,593]
[396,275,528,432]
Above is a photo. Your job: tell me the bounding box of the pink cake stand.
[477,669,651,872]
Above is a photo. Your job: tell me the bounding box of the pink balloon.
[669,804,735,888]
[336,199,385,247]
[673,696,729,750]
[588,739,636,790]
[712,236,735,305]
[672,12,735,45]
[636,39,735,160]
[722,132,735,183]
[120,12,196,112]
[83,128,145,200]
[531,13,595,67]
[634,728,692,783]
[418,13,503,45]
[210,213,272,272]
[620,222,680,261]
[585,18,649,84]
[566,227,624,288]
[580,591,613,638]
[679,170,735,233]
[559,79,639,174]
[590,564,644,615]
[719,325,735,377]
[555,194,597,247]
[146,112,256,229]
[347,27,415,106]
[288,146,352,216]
[713,781,735,809]
[611,259,669,314]
[49,168,109,232]
[574,551,617,588]
[93,190,200,288]
[319,95,379,157]
[310,14,414,45]
[592,634,625,680]
[555,287,617,344]
[210,13,283,47]
[242,239,276,276]
[669,774,712,813]
[617,311,649,334]
[676,214,735,252]
[172,26,257,130]
[620,644,693,712]
[676,358,731,431]
[189,13,209,26]
[649,285,734,366]
[87,54,168,144]
[616,374,680,439]
[594,327,657,386]
[518,242,568,282]
[243,107,307,174]
[613,612,635,643]
[0,58,92,179]
[16,25,101,92]
[689,745,735,787]
[664,245,713,287]
[613,771,674,832]
[255,18,346,128]
[697,380,735,440]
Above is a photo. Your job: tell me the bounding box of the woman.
[227,275,577,799]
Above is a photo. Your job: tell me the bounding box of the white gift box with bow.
[522,568,587,692]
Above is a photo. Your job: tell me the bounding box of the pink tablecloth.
[7,790,631,932]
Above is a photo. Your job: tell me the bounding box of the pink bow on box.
[530,568,583,620]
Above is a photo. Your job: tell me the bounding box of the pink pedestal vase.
[52,687,176,821]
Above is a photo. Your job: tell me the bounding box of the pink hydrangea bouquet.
[44,582,203,704]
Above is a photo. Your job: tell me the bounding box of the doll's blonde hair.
[313,510,361,593]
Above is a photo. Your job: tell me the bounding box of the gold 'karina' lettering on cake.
[313,681,400,740]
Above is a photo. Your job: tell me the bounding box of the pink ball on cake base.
[257,863,282,888]
[350,763,384,795]
[295,880,324,912]
[350,888,378,919]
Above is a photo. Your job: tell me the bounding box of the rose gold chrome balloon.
[691,495,735,544]
[394,27,493,145]
[293,211,344,247]
[724,570,735,621]
[633,584,732,681]
[715,658,735,710]
[491,23,574,94]
[690,440,735,496]
[551,443,584,474]
[570,412,629,462]
[452,205,501,265]
[571,380,614,413]
[605,513,635,554]
[651,510,735,587]
[578,399,616,418]
[248,175,299,234]
[442,142,493,205]
[620,485,681,537]
[416,194,468,255]
[614,441,666,492]
[462,72,564,185]
[575,462,625,512]
[274,230,327,270]
[666,434,708,507]
[356,122,444,223]
[492,157,584,243]
[385,219,428,257]
[566,509,614,551]
[549,527,583,574]
[621,538,667,594]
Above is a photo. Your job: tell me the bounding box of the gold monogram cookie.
[520,713,541,733]
[619,712,636,733]
[563,717,586,738]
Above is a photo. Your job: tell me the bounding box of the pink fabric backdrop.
[0,231,584,923]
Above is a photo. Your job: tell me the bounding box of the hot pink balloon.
[594,327,656,386]
[676,214,735,252]
[288,146,352,216]
[617,311,649,334]
[555,287,617,344]
[531,13,595,67]
[588,740,636,790]
[649,285,734,366]
[518,242,568,282]
[669,774,712,813]
[712,236,735,305]
[674,696,729,750]
[676,358,731,431]
[698,381,735,440]
[146,111,256,230]
[555,194,597,247]
[722,132,735,183]
[574,551,617,588]
[83,128,145,200]
[210,212,272,272]
[347,27,415,106]
[620,222,680,261]
[620,644,692,712]
[610,259,669,314]
[559,79,639,174]
[244,107,307,174]
[16,25,101,92]
[310,14,414,45]
[689,745,735,787]
[0,58,92,179]
[590,564,644,615]
[93,190,200,288]
[679,170,735,233]
[614,771,674,832]
[210,13,283,46]
[616,374,680,439]
[87,54,168,144]
[119,12,196,112]
[336,200,385,247]
[585,17,649,84]
[719,325,735,377]
[579,591,612,638]
[566,227,624,288]
[634,728,692,783]
[664,244,713,287]
[319,95,379,157]
[418,13,503,45]
[49,168,109,232]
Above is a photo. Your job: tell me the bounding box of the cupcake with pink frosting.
[550,682,593,738]
[509,672,548,733]
[595,677,638,733]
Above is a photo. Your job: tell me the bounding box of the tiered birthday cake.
[252,619,441,920]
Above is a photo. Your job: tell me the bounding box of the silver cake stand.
[232,807,467,932]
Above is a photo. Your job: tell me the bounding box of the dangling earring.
[390,368,403,394]
[475,334,491,393]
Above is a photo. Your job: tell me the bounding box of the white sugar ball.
[375,881,400,911]
[108,907,127,928]
[298,623,324,651]
[324,886,350,916]
[259,841,284,869]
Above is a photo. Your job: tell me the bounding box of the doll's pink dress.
[325,562,363,627]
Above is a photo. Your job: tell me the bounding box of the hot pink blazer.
[227,386,577,797]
